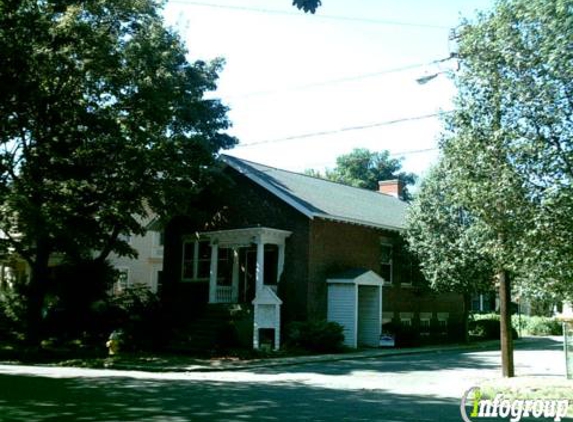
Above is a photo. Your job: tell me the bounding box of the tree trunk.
[499,269,514,377]
[25,241,51,346]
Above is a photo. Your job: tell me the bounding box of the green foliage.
[471,313,562,337]
[292,0,322,13]
[102,285,163,351]
[514,315,563,336]
[0,0,236,340]
[469,315,519,340]
[0,287,28,339]
[439,0,573,297]
[308,148,417,200]
[286,320,345,352]
[409,0,573,301]
[406,162,495,294]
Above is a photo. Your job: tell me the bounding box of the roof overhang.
[327,269,385,286]
[222,155,403,233]
[200,227,292,247]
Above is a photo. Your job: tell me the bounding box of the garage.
[327,269,384,348]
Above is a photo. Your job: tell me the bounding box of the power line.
[168,1,451,30]
[235,111,451,148]
[226,56,454,100]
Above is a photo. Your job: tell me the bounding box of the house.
[109,224,164,294]
[161,155,465,350]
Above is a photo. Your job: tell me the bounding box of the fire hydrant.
[106,330,123,356]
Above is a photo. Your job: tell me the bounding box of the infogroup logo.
[460,386,570,422]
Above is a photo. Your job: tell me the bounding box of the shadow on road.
[0,373,461,422]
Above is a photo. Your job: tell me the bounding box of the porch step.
[169,304,253,354]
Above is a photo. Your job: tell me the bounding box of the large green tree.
[0,0,236,342]
[309,148,417,200]
[409,0,573,377]
[406,161,496,341]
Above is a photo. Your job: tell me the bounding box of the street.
[0,337,567,421]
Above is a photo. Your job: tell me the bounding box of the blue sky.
[163,0,494,178]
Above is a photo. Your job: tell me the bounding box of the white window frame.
[399,312,413,327]
[151,231,165,258]
[380,242,393,284]
[114,266,130,293]
[181,238,210,282]
[437,312,449,332]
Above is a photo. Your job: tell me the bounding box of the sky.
[162,0,494,179]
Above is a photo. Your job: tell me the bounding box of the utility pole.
[499,270,514,377]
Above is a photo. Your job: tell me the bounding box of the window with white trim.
[437,312,449,333]
[113,267,130,294]
[182,239,211,281]
[399,312,413,327]
[380,243,393,283]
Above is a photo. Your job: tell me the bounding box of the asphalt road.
[0,337,567,422]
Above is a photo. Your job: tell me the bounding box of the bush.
[0,287,27,339]
[286,320,345,353]
[103,285,164,351]
[469,314,517,340]
[512,315,562,336]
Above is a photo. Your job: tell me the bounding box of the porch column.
[231,248,239,303]
[209,242,219,303]
[255,237,265,292]
[277,243,285,283]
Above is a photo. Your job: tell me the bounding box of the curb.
[106,340,501,373]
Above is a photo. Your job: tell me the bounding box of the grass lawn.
[479,376,573,418]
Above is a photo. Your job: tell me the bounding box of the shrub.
[0,287,27,339]
[104,284,164,351]
[512,315,562,336]
[469,313,519,340]
[286,320,345,353]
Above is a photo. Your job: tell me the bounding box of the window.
[155,270,163,294]
[399,312,413,327]
[437,312,449,333]
[118,234,132,244]
[380,243,393,283]
[152,231,165,247]
[182,239,211,281]
[151,231,165,258]
[113,267,130,294]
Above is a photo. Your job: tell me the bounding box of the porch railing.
[215,286,235,303]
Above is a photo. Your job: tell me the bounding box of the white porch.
[202,227,292,304]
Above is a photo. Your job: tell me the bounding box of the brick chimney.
[378,179,404,199]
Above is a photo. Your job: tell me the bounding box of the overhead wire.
[225,56,454,100]
[235,111,451,148]
[168,1,451,30]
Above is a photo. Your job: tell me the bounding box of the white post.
[274,306,281,351]
[209,243,219,303]
[480,294,484,312]
[255,237,265,293]
[253,308,260,350]
[277,243,285,283]
[232,248,239,303]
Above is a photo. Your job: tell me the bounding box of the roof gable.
[221,155,408,232]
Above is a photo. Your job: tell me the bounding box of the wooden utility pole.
[499,269,514,377]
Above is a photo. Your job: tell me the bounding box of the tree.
[0,0,236,342]
[409,0,573,377]
[292,0,322,13]
[308,148,417,200]
[406,161,496,342]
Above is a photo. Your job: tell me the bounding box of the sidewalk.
[104,340,502,373]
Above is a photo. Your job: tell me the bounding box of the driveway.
[0,337,567,421]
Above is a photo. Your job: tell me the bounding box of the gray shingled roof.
[222,155,408,231]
